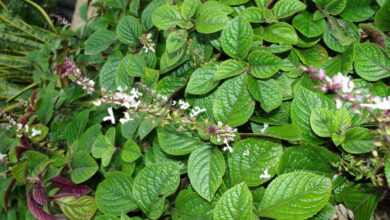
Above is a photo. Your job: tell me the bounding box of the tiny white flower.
[335,98,343,109]
[16,123,23,131]
[260,168,271,179]
[222,138,234,153]
[260,123,269,133]
[178,100,190,110]
[24,124,29,133]
[360,96,390,110]
[31,128,42,137]
[243,149,250,156]
[103,107,116,124]
[92,100,102,106]
[119,112,133,124]
[0,153,7,161]
[190,106,206,118]
[130,88,142,99]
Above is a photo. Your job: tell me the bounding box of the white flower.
[360,96,390,110]
[16,123,23,131]
[178,100,190,110]
[92,100,102,106]
[243,149,250,156]
[260,123,269,133]
[190,106,206,118]
[103,107,116,124]
[130,88,142,99]
[31,128,42,137]
[0,153,6,161]
[222,138,234,153]
[335,98,343,109]
[260,168,271,179]
[119,112,133,124]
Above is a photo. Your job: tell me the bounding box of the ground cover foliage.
[1,0,390,219]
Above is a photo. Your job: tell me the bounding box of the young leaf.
[214,183,252,220]
[354,43,390,81]
[341,127,376,154]
[84,29,116,55]
[257,171,332,219]
[96,172,138,215]
[213,74,255,127]
[56,196,97,220]
[310,108,333,137]
[325,0,347,15]
[247,76,282,112]
[248,51,283,79]
[116,16,144,47]
[91,127,116,167]
[121,140,141,163]
[181,0,199,20]
[133,162,180,219]
[71,151,98,184]
[213,59,248,80]
[263,22,298,45]
[151,5,185,30]
[272,0,306,19]
[292,12,327,38]
[228,138,283,186]
[186,63,219,95]
[188,146,225,202]
[221,17,253,59]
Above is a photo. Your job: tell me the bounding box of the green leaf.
[277,145,338,177]
[186,64,219,95]
[64,110,90,144]
[248,50,282,79]
[56,196,97,220]
[133,162,180,219]
[188,146,225,202]
[292,12,327,38]
[340,0,374,22]
[100,57,122,92]
[121,140,141,163]
[354,43,390,81]
[221,0,250,5]
[341,127,376,154]
[263,22,298,45]
[116,16,144,47]
[331,108,351,134]
[221,17,253,59]
[295,45,329,68]
[272,0,306,19]
[151,5,185,30]
[157,126,211,155]
[322,44,354,76]
[257,171,332,219]
[91,127,116,167]
[166,30,187,54]
[181,0,199,20]
[310,108,333,137]
[195,8,230,34]
[247,76,282,112]
[291,87,334,144]
[312,203,336,220]
[325,0,347,15]
[96,172,138,215]
[71,151,98,184]
[264,124,302,142]
[213,74,255,127]
[78,124,102,153]
[214,59,248,80]
[119,54,146,77]
[375,1,390,31]
[228,138,283,186]
[385,158,390,184]
[239,7,265,23]
[173,189,213,220]
[85,29,116,55]
[214,183,252,220]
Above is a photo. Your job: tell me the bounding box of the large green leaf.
[272,0,306,19]
[247,76,282,112]
[157,126,210,155]
[181,0,199,20]
[228,138,283,186]
[173,189,214,220]
[188,146,225,202]
[96,172,137,215]
[310,108,333,137]
[278,145,338,177]
[91,127,116,167]
[151,5,185,30]
[116,16,144,47]
[213,59,248,80]
[263,22,298,45]
[186,64,219,95]
[64,110,89,144]
[325,0,347,15]
[121,140,141,163]
[133,162,180,219]
[84,29,116,55]
[354,43,390,81]
[375,1,390,31]
[340,0,374,22]
[71,151,98,184]
[291,87,333,144]
[322,44,354,76]
[214,183,252,220]
[341,127,376,154]
[56,196,97,220]
[292,12,327,38]
[248,51,282,79]
[213,74,255,127]
[99,57,122,92]
[221,17,253,59]
[257,171,332,219]
[195,7,230,34]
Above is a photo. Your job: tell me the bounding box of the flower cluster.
[140,33,156,53]
[64,57,95,94]
[302,67,390,112]
[207,122,238,153]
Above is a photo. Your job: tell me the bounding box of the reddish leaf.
[27,189,56,220]
[51,176,91,195]
[32,185,48,205]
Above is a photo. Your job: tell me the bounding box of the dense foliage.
[1,0,390,219]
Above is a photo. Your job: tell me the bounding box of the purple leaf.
[32,185,48,205]
[27,189,56,220]
[51,176,91,195]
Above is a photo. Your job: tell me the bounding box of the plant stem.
[24,0,58,34]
